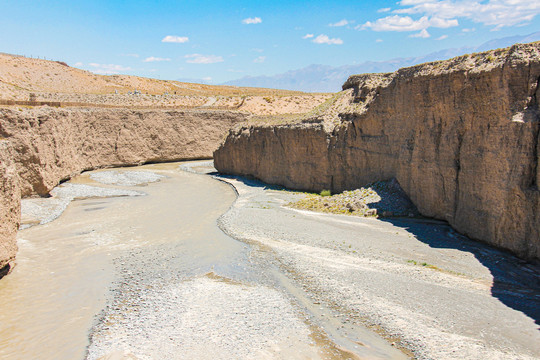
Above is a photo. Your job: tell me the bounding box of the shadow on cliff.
[379,217,540,326]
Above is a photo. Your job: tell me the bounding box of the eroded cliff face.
[1,107,246,196]
[0,141,20,271]
[0,106,246,270]
[214,42,540,259]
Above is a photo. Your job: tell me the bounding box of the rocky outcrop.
[215,42,540,260]
[0,141,19,273]
[0,106,246,270]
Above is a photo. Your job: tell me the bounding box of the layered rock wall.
[215,42,540,259]
[0,106,246,270]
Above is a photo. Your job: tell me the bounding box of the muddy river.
[0,162,404,360]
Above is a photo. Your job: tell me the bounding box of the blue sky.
[1,0,539,83]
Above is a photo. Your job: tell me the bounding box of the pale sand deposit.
[200,163,540,360]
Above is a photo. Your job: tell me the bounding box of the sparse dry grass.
[0,52,332,114]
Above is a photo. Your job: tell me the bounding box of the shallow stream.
[0,162,404,360]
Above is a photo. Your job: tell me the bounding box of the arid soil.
[0,52,331,114]
[215,42,540,260]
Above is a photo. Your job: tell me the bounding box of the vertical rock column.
[0,140,20,275]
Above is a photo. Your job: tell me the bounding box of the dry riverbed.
[202,164,540,360]
[1,161,538,360]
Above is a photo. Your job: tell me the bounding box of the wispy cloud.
[121,53,140,58]
[184,54,224,64]
[329,19,349,27]
[89,63,132,75]
[143,57,171,62]
[312,34,343,45]
[302,33,314,39]
[462,27,476,32]
[360,0,540,35]
[360,15,457,32]
[375,39,383,43]
[378,8,391,13]
[409,29,431,38]
[74,62,83,67]
[251,48,264,53]
[394,0,539,30]
[162,35,189,43]
[242,17,262,24]
[253,56,266,63]
[436,34,448,40]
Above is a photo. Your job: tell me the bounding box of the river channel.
[0,162,404,360]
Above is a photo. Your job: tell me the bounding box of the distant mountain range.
[221,31,540,93]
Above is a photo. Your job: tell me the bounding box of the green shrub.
[320,189,331,197]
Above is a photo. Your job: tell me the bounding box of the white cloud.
[242,17,262,24]
[462,27,476,32]
[378,7,391,13]
[312,34,343,45]
[329,19,349,27]
[184,54,224,64]
[410,29,431,38]
[143,57,171,62]
[360,15,457,31]
[74,62,83,67]
[162,35,189,43]
[360,1,540,34]
[436,34,449,40]
[89,63,132,75]
[253,56,266,63]
[375,39,384,43]
[251,48,264,52]
[202,76,212,81]
[121,53,139,58]
[395,0,540,29]
[303,33,314,39]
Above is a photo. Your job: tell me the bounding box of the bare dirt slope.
[0,53,331,114]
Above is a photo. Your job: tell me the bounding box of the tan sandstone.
[214,42,540,260]
[0,106,247,269]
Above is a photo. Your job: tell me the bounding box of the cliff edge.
[214,42,540,260]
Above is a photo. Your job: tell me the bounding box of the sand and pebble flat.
[2,161,539,360]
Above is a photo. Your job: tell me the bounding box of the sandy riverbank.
[190,162,540,360]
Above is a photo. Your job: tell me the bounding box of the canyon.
[0,107,247,271]
[215,42,540,260]
[0,52,330,273]
[0,43,539,359]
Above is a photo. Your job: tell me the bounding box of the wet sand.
[0,162,404,359]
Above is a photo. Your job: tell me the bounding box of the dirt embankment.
[214,42,540,260]
[0,106,247,270]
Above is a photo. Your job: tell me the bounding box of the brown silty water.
[0,162,406,360]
